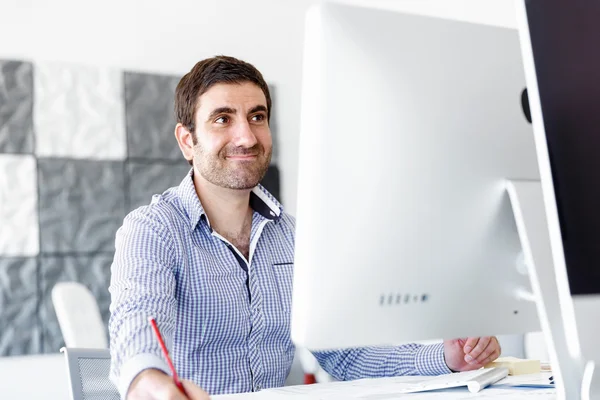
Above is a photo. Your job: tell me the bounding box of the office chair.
[61,347,119,400]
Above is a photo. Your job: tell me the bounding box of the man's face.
[192,82,272,190]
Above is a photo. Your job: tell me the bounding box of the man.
[109,56,501,400]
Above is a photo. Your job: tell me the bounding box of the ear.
[174,123,195,164]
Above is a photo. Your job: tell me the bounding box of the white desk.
[213,373,556,399]
[0,353,69,400]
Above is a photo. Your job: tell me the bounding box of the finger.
[182,380,211,400]
[474,340,498,365]
[463,337,480,354]
[466,336,491,362]
[478,348,501,366]
[474,337,500,364]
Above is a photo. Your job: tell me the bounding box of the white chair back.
[52,282,108,348]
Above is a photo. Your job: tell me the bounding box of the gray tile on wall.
[38,159,125,253]
[0,257,40,355]
[125,71,181,160]
[0,60,33,154]
[268,84,279,165]
[126,161,191,211]
[39,255,113,353]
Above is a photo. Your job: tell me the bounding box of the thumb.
[182,380,211,400]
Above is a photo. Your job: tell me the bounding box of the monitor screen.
[525,0,600,295]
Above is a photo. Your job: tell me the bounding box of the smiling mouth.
[226,154,258,160]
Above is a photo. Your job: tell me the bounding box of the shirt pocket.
[272,261,294,314]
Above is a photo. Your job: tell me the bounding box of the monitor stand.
[507,180,598,400]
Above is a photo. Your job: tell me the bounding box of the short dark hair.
[175,55,272,139]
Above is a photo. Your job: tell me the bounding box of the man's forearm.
[312,342,451,381]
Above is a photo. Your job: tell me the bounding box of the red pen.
[148,316,188,395]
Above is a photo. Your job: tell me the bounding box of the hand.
[127,369,210,400]
[443,336,501,372]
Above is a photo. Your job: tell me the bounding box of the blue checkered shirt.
[108,170,451,397]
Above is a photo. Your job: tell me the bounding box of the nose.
[232,119,258,148]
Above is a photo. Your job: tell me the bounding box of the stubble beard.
[194,144,272,190]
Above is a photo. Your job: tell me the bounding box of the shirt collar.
[177,168,283,231]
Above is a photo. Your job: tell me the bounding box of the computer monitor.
[515,0,600,398]
[292,3,541,351]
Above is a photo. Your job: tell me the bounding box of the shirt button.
[256,385,261,391]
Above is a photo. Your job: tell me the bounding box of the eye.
[215,116,229,124]
[251,114,266,122]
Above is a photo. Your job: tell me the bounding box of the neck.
[193,169,253,236]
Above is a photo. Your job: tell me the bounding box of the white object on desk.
[213,373,557,399]
[270,369,510,398]
[499,371,555,389]
[396,367,509,394]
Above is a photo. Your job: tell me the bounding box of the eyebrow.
[206,105,268,122]
[249,105,268,115]
[207,107,236,121]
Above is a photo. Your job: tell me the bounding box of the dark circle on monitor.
[521,88,532,123]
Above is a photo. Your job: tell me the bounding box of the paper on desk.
[262,374,556,400]
[494,372,555,389]
[266,387,556,400]
[270,376,430,399]
[213,393,266,400]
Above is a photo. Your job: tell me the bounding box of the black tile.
[261,164,281,202]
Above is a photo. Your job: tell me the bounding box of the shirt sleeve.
[311,342,451,381]
[108,207,177,398]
